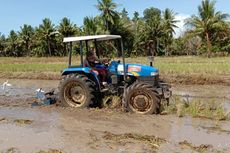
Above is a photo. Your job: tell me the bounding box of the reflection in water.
[0,107,64,152]
[0,79,59,97]
[169,116,230,149]
[0,79,230,152]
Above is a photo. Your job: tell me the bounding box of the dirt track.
[0,79,230,153]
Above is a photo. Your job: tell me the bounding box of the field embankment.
[0,56,230,85]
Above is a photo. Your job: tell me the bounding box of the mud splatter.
[36,149,64,153]
[14,119,33,125]
[179,140,213,152]
[1,147,19,153]
[103,131,166,149]
[0,117,6,122]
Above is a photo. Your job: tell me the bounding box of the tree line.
[0,0,229,57]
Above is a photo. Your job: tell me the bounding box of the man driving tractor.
[84,49,108,87]
[59,35,172,115]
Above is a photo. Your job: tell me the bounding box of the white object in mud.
[36,88,45,101]
[2,80,12,91]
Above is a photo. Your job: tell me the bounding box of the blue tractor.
[58,35,171,115]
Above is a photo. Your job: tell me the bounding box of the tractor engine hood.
[117,64,159,77]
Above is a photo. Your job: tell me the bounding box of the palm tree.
[58,17,78,55]
[18,24,34,56]
[5,30,20,56]
[96,0,118,32]
[132,11,140,22]
[58,17,77,37]
[36,18,56,56]
[186,0,229,57]
[83,16,98,35]
[142,7,164,56]
[0,33,5,53]
[162,8,178,56]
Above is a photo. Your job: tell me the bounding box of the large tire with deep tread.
[122,82,160,115]
[58,74,95,108]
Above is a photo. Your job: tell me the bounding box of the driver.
[84,50,108,87]
[83,50,98,68]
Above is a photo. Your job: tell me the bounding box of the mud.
[1,72,230,85]
[0,79,230,153]
[162,73,230,86]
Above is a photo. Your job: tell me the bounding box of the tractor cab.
[59,35,171,115]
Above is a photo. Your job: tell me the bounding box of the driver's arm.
[83,59,91,67]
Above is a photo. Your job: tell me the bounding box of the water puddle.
[0,79,59,97]
[0,107,65,153]
[169,116,230,150]
[0,79,230,152]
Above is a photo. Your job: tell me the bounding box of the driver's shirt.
[83,59,95,68]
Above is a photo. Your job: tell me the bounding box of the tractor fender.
[61,67,101,91]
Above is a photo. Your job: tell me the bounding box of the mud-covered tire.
[122,82,160,115]
[58,74,95,108]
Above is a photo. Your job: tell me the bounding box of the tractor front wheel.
[58,74,95,108]
[122,82,160,115]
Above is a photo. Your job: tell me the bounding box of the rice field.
[0,56,229,75]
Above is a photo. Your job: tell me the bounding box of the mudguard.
[61,67,101,89]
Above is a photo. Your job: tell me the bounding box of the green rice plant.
[184,99,225,120]
[0,56,230,75]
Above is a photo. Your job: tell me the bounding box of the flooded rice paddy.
[0,79,229,153]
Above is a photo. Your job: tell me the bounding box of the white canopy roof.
[63,35,121,43]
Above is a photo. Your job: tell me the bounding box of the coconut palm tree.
[162,8,178,56]
[96,0,118,32]
[58,17,78,55]
[83,16,98,35]
[36,18,56,56]
[5,30,21,56]
[58,17,77,37]
[142,7,164,56]
[186,0,229,57]
[18,24,34,56]
[0,33,5,53]
[132,11,140,22]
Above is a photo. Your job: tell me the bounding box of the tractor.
[58,35,172,115]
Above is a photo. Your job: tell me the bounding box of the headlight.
[151,72,159,76]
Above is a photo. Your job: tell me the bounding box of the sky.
[0,0,230,37]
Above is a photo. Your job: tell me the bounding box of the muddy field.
[0,79,230,153]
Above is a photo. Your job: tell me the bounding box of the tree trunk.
[26,41,29,56]
[48,39,51,56]
[206,32,211,58]
[154,40,158,56]
[64,43,67,56]
[165,40,168,56]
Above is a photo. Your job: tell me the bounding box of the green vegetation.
[186,0,230,57]
[0,0,229,57]
[164,96,228,120]
[0,56,229,75]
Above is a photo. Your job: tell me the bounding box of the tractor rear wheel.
[122,82,160,115]
[58,74,95,108]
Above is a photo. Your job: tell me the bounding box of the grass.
[185,100,226,120]
[164,96,228,120]
[0,56,229,84]
[129,56,230,75]
[0,56,229,74]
